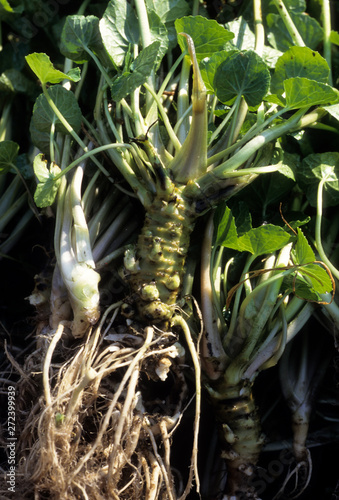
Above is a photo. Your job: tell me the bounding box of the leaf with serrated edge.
[145,0,190,23]
[111,41,161,102]
[214,205,239,248]
[25,53,81,85]
[291,228,315,265]
[60,15,103,63]
[175,16,234,62]
[285,77,339,109]
[271,47,329,95]
[33,154,61,208]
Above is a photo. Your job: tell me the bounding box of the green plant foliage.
[111,41,161,101]
[200,50,237,94]
[214,204,292,256]
[99,0,139,68]
[296,152,339,207]
[0,140,19,174]
[284,77,339,109]
[213,50,271,106]
[271,46,330,95]
[60,15,104,64]
[31,85,82,136]
[266,0,323,51]
[25,53,81,85]
[290,229,333,300]
[33,154,61,207]
[175,15,234,61]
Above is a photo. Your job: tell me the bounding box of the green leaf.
[232,202,252,236]
[175,15,234,62]
[288,264,332,302]
[0,0,23,22]
[323,103,339,122]
[214,204,291,256]
[60,15,104,64]
[266,11,323,52]
[0,68,37,96]
[214,205,239,248]
[0,140,19,174]
[299,264,333,294]
[284,77,339,109]
[214,50,270,107]
[31,85,82,136]
[237,224,291,256]
[271,47,330,95]
[291,228,315,265]
[296,152,339,207]
[111,41,161,102]
[25,53,81,85]
[200,50,236,94]
[148,10,169,70]
[145,0,190,23]
[293,263,333,301]
[330,30,339,46]
[33,154,61,208]
[99,0,139,68]
[29,122,51,155]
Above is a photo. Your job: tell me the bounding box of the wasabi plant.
[1,0,339,499]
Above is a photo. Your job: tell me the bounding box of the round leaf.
[60,15,103,64]
[214,50,270,107]
[32,85,82,135]
[271,47,330,95]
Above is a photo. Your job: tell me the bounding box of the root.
[272,448,312,500]
[12,303,199,499]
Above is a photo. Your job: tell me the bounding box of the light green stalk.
[322,0,333,85]
[169,33,207,183]
[272,0,305,47]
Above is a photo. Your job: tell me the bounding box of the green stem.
[134,0,155,116]
[143,82,182,152]
[224,253,257,349]
[0,100,12,141]
[156,52,185,99]
[273,0,305,47]
[253,0,265,56]
[85,47,113,87]
[315,177,339,280]
[322,0,333,85]
[49,120,56,162]
[41,83,113,180]
[70,165,95,266]
[200,215,227,379]
[207,106,289,167]
[186,108,307,199]
[54,143,131,180]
